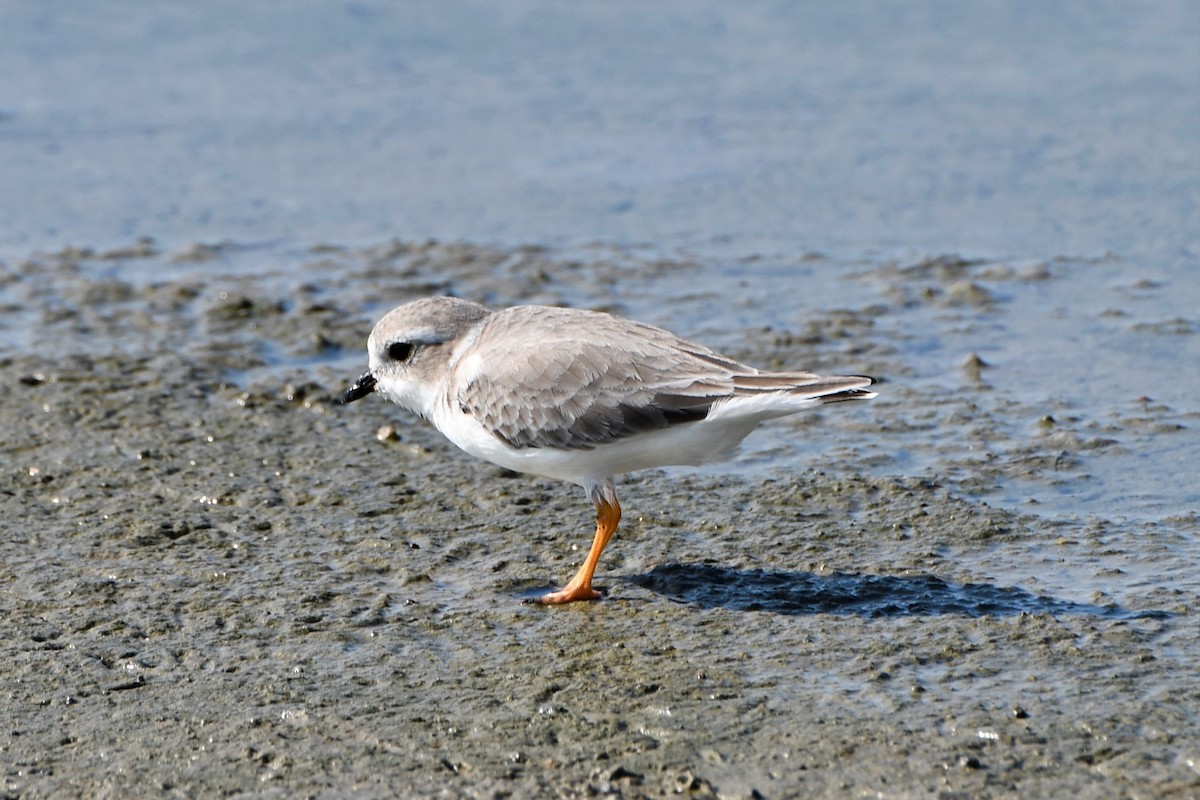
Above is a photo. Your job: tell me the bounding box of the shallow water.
[2,2,1198,798]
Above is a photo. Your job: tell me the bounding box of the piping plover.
[339,296,876,604]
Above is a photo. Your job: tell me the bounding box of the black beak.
[338,371,376,404]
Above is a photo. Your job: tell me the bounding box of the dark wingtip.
[337,371,376,404]
[816,375,878,404]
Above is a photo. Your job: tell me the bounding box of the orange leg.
[535,492,622,605]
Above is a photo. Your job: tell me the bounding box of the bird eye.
[387,341,415,362]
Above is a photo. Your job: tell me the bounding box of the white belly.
[430,399,762,487]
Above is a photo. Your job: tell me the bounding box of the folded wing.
[454,306,873,450]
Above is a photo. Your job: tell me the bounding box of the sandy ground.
[2,242,1196,799]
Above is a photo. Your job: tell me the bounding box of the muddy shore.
[2,241,1197,799]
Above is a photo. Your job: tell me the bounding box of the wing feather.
[453,307,741,449]
[450,306,875,450]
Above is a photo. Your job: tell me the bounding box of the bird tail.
[732,372,877,403]
[703,373,876,424]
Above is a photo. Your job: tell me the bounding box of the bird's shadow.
[624,562,1167,620]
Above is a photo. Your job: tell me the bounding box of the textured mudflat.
[2,242,1196,798]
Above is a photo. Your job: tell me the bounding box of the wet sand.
[2,242,1196,798]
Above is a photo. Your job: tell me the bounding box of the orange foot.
[531,582,605,605]
[532,492,621,606]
